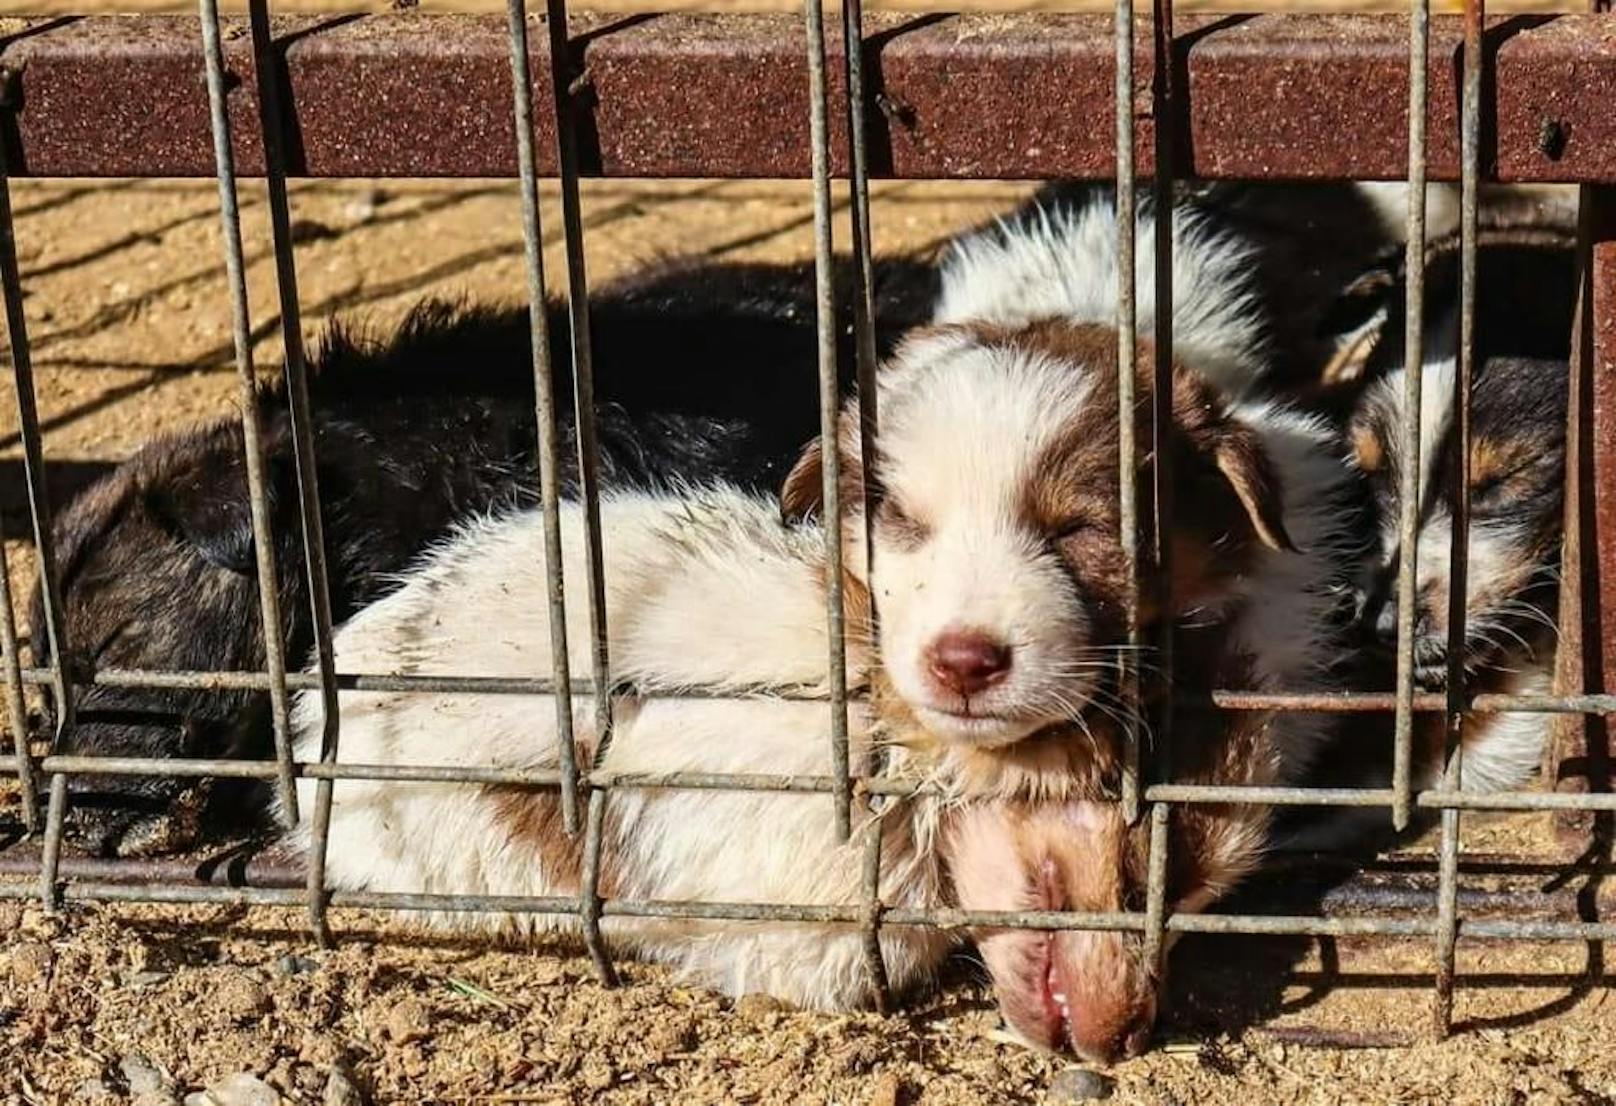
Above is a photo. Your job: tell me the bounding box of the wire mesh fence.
[0,0,1611,1048]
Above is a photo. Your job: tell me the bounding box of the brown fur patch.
[483,736,620,897]
[1351,423,1384,474]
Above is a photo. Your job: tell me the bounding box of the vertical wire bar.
[578,785,618,985]
[197,0,301,831]
[842,0,879,419]
[36,772,66,909]
[0,113,71,746]
[805,0,853,842]
[859,821,891,1013]
[506,0,584,837]
[244,0,343,943]
[1434,0,1483,1036]
[3,28,73,895]
[1115,0,1142,825]
[542,0,616,987]
[1149,0,1176,789]
[1392,0,1431,833]
[1141,801,1171,972]
[841,0,891,1006]
[0,528,40,831]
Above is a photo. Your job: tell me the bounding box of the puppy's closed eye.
[876,498,931,548]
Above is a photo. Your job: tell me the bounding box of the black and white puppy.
[29,255,937,855]
[1341,228,1575,795]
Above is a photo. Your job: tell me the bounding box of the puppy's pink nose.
[926,631,1012,696]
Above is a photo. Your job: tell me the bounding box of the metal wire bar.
[1142,802,1171,972]
[9,872,1614,945]
[15,665,1616,715]
[0,530,39,830]
[196,0,302,833]
[2,23,72,907]
[505,0,584,838]
[1115,0,1142,827]
[1433,0,1484,1039]
[803,0,853,843]
[240,0,344,946]
[541,0,618,991]
[1392,0,1432,834]
[14,755,1616,814]
[1150,0,1176,796]
[858,817,892,1012]
[577,784,619,984]
[0,80,72,747]
[35,772,66,909]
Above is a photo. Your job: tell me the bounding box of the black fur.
[31,255,938,855]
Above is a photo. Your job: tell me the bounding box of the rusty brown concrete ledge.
[0,13,1614,180]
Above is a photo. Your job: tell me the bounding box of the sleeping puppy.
[28,254,937,856]
[285,485,1284,1063]
[1341,228,1575,799]
[782,185,1359,783]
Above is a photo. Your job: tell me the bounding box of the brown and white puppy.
[1341,230,1574,796]
[951,740,1273,1062]
[783,192,1360,786]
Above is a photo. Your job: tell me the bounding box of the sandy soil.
[0,0,1611,1101]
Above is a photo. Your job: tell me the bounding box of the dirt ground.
[0,0,1612,1101]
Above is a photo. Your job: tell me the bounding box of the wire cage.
[0,0,1611,1049]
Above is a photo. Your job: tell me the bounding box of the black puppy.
[28,255,937,855]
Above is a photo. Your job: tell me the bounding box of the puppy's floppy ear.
[780,405,867,523]
[142,419,294,576]
[1169,369,1295,554]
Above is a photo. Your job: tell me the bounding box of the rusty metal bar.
[0,93,70,745]
[1142,802,1171,973]
[859,820,891,1012]
[197,0,302,833]
[1116,0,1142,827]
[1433,0,1484,1040]
[27,752,1616,814]
[803,0,853,844]
[15,662,1616,715]
[35,773,65,909]
[505,0,583,839]
[1150,0,1177,794]
[541,0,619,991]
[0,41,71,899]
[0,530,38,831]
[1391,0,1431,835]
[5,15,1616,181]
[236,0,344,946]
[1564,184,1616,841]
[8,871,1614,944]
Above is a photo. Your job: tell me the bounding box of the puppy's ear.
[1169,369,1295,554]
[142,420,293,576]
[780,406,867,523]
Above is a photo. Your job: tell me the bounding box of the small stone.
[185,1073,281,1106]
[734,993,789,1021]
[323,1065,365,1106]
[126,970,171,988]
[73,1077,116,1101]
[273,955,317,977]
[9,942,53,984]
[342,190,387,223]
[1048,1067,1115,1102]
[121,1053,172,1096]
[867,1071,902,1106]
[384,997,430,1045]
[214,973,272,1022]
